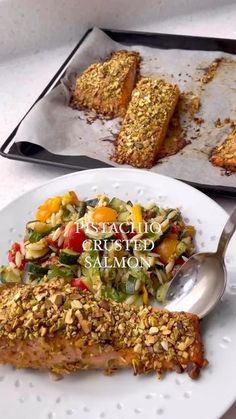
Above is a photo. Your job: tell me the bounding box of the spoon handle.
[217,207,236,258]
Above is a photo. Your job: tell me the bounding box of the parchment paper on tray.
[14,28,236,187]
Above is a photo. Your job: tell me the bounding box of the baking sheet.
[14,28,236,187]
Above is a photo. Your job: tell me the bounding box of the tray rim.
[1,27,236,197]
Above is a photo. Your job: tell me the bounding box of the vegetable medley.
[0,191,196,305]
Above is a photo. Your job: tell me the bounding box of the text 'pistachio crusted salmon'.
[0,280,206,379]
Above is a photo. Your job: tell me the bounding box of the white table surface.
[0,1,235,417]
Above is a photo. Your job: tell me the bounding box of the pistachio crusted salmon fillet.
[70,50,141,118]
[0,280,206,379]
[112,78,180,168]
[210,128,236,171]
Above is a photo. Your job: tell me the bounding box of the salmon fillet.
[0,280,206,379]
[70,50,141,118]
[210,128,236,171]
[112,78,180,168]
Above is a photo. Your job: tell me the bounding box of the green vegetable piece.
[28,231,47,243]
[129,268,149,282]
[59,249,80,265]
[156,283,170,304]
[26,221,52,234]
[88,250,102,292]
[76,201,87,218]
[117,211,129,222]
[109,197,127,212]
[25,262,48,276]
[86,198,98,207]
[48,265,78,280]
[102,287,126,303]
[0,266,22,284]
[80,276,93,291]
[27,222,59,243]
[126,275,137,295]
[126,200,133,206]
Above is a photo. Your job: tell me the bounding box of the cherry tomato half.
[171,224,180,235]
[63,224,86,253]
[70,278,88,290]
[8,242,25,270]
[115,224,136,241]
[93,207,118,223]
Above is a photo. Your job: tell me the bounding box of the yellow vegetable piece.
[142,285,149,305]
[36,196,62,222]
[93,207,118,223]
[131,205,143,233]
[184,225,196,238]
[155,236,179,264]
[62,191,79,206]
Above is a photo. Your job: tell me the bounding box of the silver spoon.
[165,207,236,318]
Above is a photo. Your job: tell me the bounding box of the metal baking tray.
[1,28,236,197]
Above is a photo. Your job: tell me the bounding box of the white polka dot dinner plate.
[0,168,236,419]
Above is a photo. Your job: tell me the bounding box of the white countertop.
[0,1,235,417]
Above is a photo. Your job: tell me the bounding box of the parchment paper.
[14,28,236,187]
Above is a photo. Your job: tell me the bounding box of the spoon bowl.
[165,207,236,318]
[165,252,226,318]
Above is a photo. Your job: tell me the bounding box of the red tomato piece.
[18,259,26,271]
[8,242,21,263]
[63,224,87,253]
[171,224,180,234]
[70,278,88,290]
[114,224,136,241]
[175,258,185,265]
[8,250,15,264]
[127,230,136,240]
[114,225,125,241]
[8,242,25,270]
[47,236,63,250]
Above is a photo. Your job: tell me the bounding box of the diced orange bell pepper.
[36,196,62,222]
[154,236,179,264]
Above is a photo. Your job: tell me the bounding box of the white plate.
[0,168,236,419]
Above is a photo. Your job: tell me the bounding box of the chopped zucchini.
[26,221,59,243]
[126,200,133,206]
[86,227,114,240]
[86,198,98,207]
[25,262,48,276]
[27,221,52,233]
[59,249,80,265]
[80,276,93,291]
[28,231,48,243]
[87,250,102,293]
[102,287,126,303]
[109,197,127,212]
[48,264,78,280]
[117,211,130,222]
[76,201,87,218]
[0,267,22,284]
[25,246,49,260]
[156,282,170,303]
[126,275,138,295]
[176,241,187,257]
